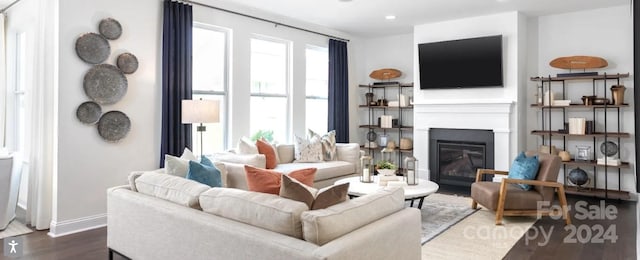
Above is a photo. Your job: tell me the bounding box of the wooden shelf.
[561,160,630,169]
[531,130,630,138]
[360,146,413,153]
[360,125,413,131]
[564,186,630,200]
[359,83,414,88]
[359,105,413,109]
[530,104,629,108]
[530,73,629,82]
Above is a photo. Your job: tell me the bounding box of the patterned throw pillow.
[294,135,324,163]
[309,130,337,161]
[507,152,540,190]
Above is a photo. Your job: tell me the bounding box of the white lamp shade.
[181,99,220,124]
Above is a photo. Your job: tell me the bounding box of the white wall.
[52,0,163,236]
[531,5,635,193]
[357,33,413,84]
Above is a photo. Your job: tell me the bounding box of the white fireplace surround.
[413,99,516,180]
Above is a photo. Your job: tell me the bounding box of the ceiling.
[206,0,631,37]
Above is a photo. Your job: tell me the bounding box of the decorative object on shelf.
[83,64,128,105]
[399,138,413,150]
[552,100,571,106]
[538,145,558,155]
[597,141,621,166]
[360,155,373,183]
[98,18,123,40]
[75,32,111,64]
[369,68,401,80]
[398,94,410,107]
[386,141,396,150]
[116,52,139,74]
[378,134,388,147]
[611,85,626,105]
[575,145,591,162]
[97,111,131,142]
[182,99,220,155]
[365,92,374,105]
[380,148,395,163]
[543,90,555,106]
[568,118,586,135]
[592,98,610,105]
[536,84,543,105]
[558,151,571,162]
[404,156,418,185]
[379,115,393,128]
[549,56,607,77]
[568,167,590,190]
[585,120,594,135]
[366,130,377,142]
[76,101,102,124]
[581,95,596,105]
[376,99,388,106]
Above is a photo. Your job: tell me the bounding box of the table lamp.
[181,99,220,155]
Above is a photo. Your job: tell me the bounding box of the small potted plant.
[376,160,397,176]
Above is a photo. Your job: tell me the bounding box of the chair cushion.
[507,152,540,190]
[471,182,543,211]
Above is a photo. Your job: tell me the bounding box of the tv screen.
[418,35,503,89]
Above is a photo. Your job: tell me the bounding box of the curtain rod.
[0,0,21,14]
[181,0,349,42]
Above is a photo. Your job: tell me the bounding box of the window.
[305,45,328,134]
[192,24,228,154]
[7,32,27,153]
[250,37,290,142]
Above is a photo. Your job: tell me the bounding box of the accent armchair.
[470,152,571,225]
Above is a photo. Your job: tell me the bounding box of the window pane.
[193,27,225,92]
[305,46,328,98]
[250,96,287,143]
[251,38,287,95]
[192,94,225,155]
[305,98,327,134]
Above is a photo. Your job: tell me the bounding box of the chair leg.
[495,181,508,225]
[557,186,572,225]
[471,200,477,209]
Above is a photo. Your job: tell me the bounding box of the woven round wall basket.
[400,138,413,150]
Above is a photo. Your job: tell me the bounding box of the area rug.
[0,220,33,239]
[417,193,478,244]
[421,195,537,260]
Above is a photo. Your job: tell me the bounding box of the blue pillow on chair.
[507,152,540,190]
[186,158,222,187]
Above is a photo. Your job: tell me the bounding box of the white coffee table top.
[334,176,439,199]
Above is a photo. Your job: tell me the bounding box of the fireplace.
[429,128,494,188]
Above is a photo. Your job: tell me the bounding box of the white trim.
[47,213,106,237]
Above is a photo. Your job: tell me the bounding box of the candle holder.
[404,156,418,185]
[360,155,373,183]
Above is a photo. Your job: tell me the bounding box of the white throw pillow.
[237,137,259,154]
[165,148,200,177]
[294,135,323,163]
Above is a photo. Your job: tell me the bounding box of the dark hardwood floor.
[0,192,636,259]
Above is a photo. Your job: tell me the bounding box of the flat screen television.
[418,35,503,89]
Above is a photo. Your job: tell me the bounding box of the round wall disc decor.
[99,18,122,40]
[97,111,131,142]
[116,53,139,74]
[76,101,102,124]
[83,64,128,105]
[600,141,618,157]
[75,33,111,64]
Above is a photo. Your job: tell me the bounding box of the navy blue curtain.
[160,0,193,167]
[328,39,349,143]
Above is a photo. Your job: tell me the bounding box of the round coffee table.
[334,176,439,209]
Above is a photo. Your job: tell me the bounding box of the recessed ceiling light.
[385,15,396,20]
[338,0,352,2]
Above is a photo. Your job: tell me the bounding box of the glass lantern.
[360,155,373,183]
[404,156,418,185]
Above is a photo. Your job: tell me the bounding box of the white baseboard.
[48,213,107,237]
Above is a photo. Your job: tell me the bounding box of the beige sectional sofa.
[107,173,422,259]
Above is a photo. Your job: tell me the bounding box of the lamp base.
[197,125,206,132]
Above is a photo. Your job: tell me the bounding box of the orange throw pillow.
[244,165,316,194]
[256,139,278,169]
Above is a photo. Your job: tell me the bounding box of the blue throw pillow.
[507,152,540,190]
[200,155,214,166]
[186,160,222,187]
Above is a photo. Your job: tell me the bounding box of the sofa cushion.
[300,187,405,246]
[277,144,295,164]
[200,187,309,239]
[244,165,316,194]
[274,161,355,182]
[279,174,349,209]
[135,172,210,209]
[208,152,266,169]
[294,135,324,163]
[256,139,278,169]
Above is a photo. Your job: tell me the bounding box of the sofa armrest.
[336,143,361,174]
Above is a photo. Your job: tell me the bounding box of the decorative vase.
[611,85,626,105]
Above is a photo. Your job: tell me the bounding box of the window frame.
[304,44,329,133]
